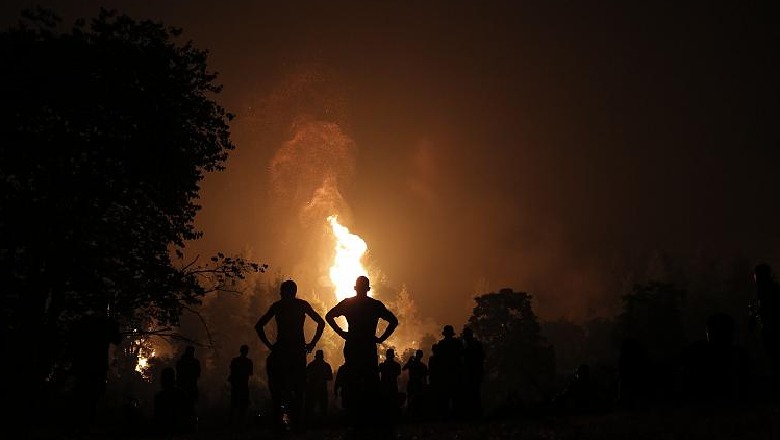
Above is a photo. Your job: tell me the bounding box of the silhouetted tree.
[615,281,687,366]
[614,281,686,403]
[467,288,555,410]
[0,7,265,425]
[541,318,586,382]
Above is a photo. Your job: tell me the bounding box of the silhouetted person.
[325,275,398,431]
[334,363,350,411]
[682,336,711,404]
[153,367,191,436]
[617,338,650,410]
[176,346,201,406]
[228,344,254,426]
[683,313,750,405]
[435,325,463,420]
[68,312,122,433]
[427,342,441,418]
[255,279,325,431]
[554,364,595,415]
[403,349,429,418]
[379,348,403,416]
[305,349,333,424]
[707,314,751,403]
[752,263,780,392]
[460,326,485,419]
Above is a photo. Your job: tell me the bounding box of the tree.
[0,7,265,408]
[541,318,586,380]
[468,288,555,408]
[384,284,437,357]
[614,281,687,366]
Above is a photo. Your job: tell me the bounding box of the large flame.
[328,215,370,302]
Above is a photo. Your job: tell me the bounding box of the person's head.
[575,364,590,381]
[415,349,424,360]
[755,263,774,287]
[442,325,455,338]
[161,367,176,389]
[385,348,395,360]
[315,349,324,360]
[184,345,195,358]
[354,276,371,297]
[280,279,298,299]
[462,326,474,339]
[240,344,249,356]
[706,313,735,345]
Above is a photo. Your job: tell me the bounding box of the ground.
[24,403,780,440]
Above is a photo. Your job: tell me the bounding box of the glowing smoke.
[268,118,359,294]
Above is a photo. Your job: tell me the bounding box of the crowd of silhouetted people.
[549,263,780,417]
[49,264,780,438]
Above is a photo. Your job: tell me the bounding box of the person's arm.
[255,303,277,350]
[375,305,398,344]
[304,302,326,352]
[325,303,348,340]
[326,365,333,381]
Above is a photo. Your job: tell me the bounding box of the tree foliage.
[0,7,265,387]
[468,288,555,406]
[614,281,687,365]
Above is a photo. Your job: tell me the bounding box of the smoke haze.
[3,0,778,328]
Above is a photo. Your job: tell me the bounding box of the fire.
[328,215,371,302]
[134,338,155,381]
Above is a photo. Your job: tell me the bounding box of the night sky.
[3,1,778,327]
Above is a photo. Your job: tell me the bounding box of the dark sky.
[3,1,778,326]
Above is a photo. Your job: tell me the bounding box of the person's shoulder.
[332,297,353,310]
[295,298,313,307]
[367,296,387,307]
[267,300,283,310]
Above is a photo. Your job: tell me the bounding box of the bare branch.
[180,254,200,271]
[181,304,215,348]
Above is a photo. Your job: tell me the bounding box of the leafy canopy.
[0,7,260,333]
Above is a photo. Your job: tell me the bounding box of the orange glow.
[134,339,155,381]
[328,215,371,302]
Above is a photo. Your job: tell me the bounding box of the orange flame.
[328,215,371,302]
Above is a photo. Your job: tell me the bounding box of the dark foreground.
[25,403,780,440]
